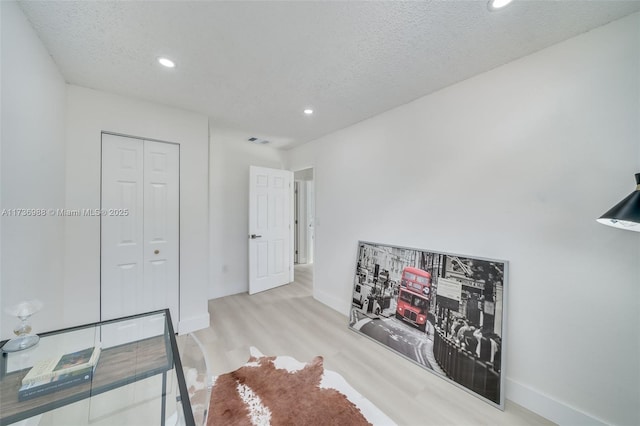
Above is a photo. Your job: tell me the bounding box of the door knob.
[154,249,160,254]
[250,234,262,239]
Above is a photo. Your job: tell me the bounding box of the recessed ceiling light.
[158,57,176,68]
[487,0,513,11]
[303,109,314,115]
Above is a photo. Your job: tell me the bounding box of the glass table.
[0,309,195,426]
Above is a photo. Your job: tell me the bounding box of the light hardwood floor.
[191,264,554,426]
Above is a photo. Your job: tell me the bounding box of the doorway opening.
[293,167,315,291]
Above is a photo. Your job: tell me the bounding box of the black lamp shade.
[597,173,640,232]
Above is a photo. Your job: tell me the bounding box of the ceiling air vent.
[248,137,269,145]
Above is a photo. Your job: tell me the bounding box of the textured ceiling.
[18,1,640,149]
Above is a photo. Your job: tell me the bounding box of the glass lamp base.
[2,334,39,352]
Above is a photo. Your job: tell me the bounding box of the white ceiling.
[18,1,640,149]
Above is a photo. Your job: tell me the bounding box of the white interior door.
[306,180,315,263]
[143,141,179,324]
[295,181,308,264]
[101,134,144,321]
[101,133,179,330]
[294,181,299,264]
[249,166,293,295]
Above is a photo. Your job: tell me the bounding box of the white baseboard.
[507,378,607,426]
[311,290,608,425]
[178,312,210,335]
[313,289,607,425]
[313,289,350,316]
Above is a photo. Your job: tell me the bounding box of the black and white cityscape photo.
[349,241,507,408]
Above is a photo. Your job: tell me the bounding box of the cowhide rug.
[206,348,395,426]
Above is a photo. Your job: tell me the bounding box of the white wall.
[209,125,285,299]
[64,85,210,333]
[0,1,67,339]
[286,13,640,426]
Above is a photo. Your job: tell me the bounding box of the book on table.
[18,346,101,401]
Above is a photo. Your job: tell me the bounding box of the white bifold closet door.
[101,133,179,332]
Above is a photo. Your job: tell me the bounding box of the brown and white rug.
[206,347,396,426]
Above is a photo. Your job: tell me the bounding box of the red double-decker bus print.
[395,266,431,332]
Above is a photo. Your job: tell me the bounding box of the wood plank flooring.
[191,264,554,426]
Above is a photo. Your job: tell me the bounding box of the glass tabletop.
[0,309,194,426]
